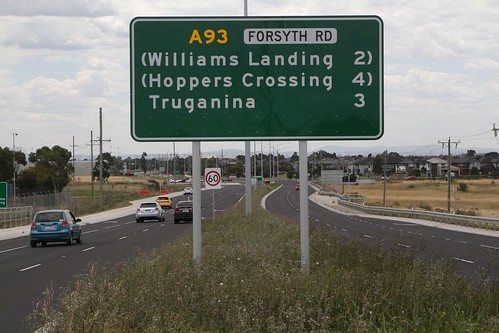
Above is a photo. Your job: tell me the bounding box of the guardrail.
[0,206,33,229]
[318,191,499,231]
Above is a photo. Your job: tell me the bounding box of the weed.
[419,202,433,211]
[458,182,470,192]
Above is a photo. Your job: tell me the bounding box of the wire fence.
[0,190,137,229]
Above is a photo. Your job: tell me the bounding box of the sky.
[1,0,498,159]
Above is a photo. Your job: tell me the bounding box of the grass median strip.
[25,187,498,333]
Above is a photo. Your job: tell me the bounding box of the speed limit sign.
[204,168,222,190]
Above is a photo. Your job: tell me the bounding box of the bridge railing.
[0,206,33,229]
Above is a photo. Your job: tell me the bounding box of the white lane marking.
[453,257,475,264]
[363,234,373,238]
[480,244,499,250]
[118,236,128,240]
[397,243,411,248]
[82,247,95,252]
[142,229,149,232]
[124,221,135,225]
[20,264,41,272]
[104,225,120,230]
[0,245,28,254]
[82,229,99,235]
[341,229,348,232]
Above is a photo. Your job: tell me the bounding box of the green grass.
[26,187,499,332]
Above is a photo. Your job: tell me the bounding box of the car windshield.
[158,197,169,200]
[35,211,64,222]
[176,202,193,208]
[140,203,157,208]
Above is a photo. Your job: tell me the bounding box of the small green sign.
[0,182,7,208]
[130,16,383,141]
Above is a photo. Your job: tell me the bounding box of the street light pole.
[10,133,18,199]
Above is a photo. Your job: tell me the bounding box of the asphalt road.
[0,184,245,333]
[266,180,499,281]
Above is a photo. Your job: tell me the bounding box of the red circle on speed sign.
[205,170,221,187]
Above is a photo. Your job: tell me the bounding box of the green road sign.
[0,182,7,208]
[130,16,383,141]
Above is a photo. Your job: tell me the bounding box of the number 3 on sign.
[354,93,365,108]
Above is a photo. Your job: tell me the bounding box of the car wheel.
[30,241,37,248]
[136,219,140,223]
[76,233,82,244]
[41,241,47,246]
[174,220,179,224]
[67,234,73,246]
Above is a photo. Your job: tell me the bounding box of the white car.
[135,202,165,223]
[183,187,193,195]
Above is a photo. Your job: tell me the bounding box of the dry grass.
[326,179,499,218]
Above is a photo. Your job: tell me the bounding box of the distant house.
[478,154,499,175]
[351,156,373,176]
[452,155,481,175]
[425,157,459,177]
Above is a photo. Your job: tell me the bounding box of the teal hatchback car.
[30,209,82,247]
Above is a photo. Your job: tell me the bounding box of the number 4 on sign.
[352,72,372,86]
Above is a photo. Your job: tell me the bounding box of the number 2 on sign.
[189,29,228,44]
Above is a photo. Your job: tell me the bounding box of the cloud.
[0,0,116,17]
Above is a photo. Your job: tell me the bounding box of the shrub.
[457,182,469,192]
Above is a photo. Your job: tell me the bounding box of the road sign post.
[205,168,222,190]
[130,16,383,141]
[205,168,222,219]
[0,182,7,208]
[130,16,383,269]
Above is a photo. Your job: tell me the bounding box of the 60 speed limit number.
[205,168,222,189]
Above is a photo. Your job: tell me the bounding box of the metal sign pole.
[299,141,309,272]
[245,141,252,217]
[192,141,201,265]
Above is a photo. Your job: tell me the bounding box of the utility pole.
[89,131,94,197]
[99,108,104,209]
[10,133,18,200]
[383,152,387,207]
[438,137,460,213]
[88,109,111,208]
[70,136,79,180]
[493,123,498,137]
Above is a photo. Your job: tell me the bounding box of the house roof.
[427,157,448,164]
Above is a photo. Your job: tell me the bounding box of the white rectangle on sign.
[204,168,222,189]
[244,28,337,44]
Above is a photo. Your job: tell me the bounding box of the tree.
[140,152,147,173]
[373,154,383,175]
[16,168,39,193]
[466,149,476,157]
[0,146,27,183]
[92,153,112,181]
[20,145,73,192]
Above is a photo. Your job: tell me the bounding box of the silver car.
[135,202,165,223]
